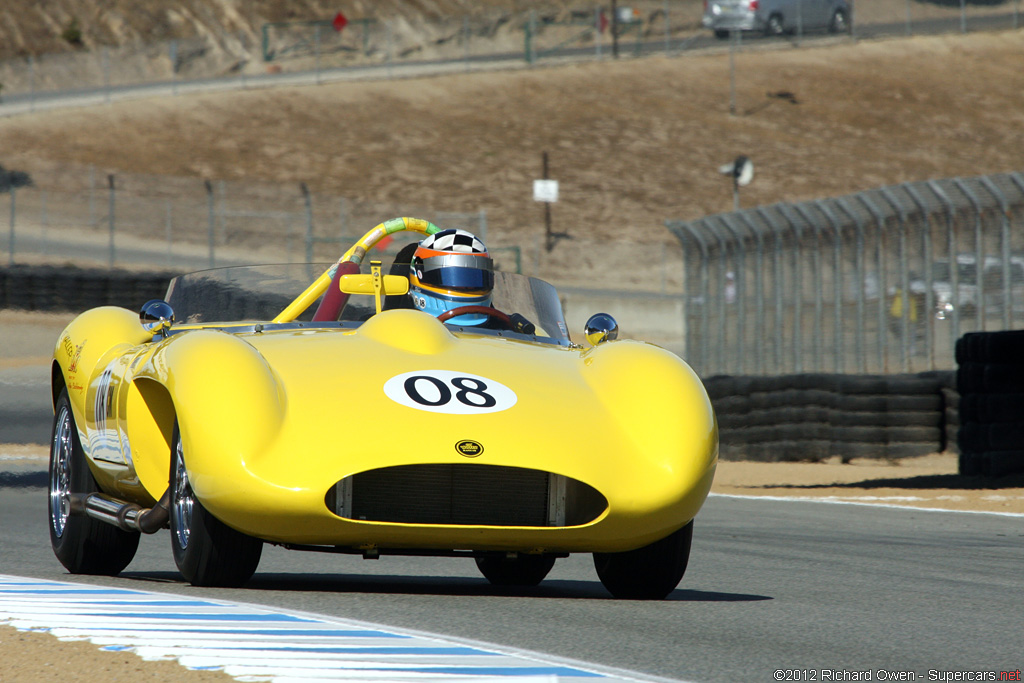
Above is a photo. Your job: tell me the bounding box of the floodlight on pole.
[718,155,753,211]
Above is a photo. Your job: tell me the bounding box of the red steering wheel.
[436,305,513,329]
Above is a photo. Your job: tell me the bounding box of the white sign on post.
[533,179,559,203]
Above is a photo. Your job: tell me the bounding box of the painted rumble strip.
[0,575,670,683]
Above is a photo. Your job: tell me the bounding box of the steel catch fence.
[666,171,1024,377]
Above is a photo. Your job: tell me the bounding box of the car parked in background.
[702,0,851,38]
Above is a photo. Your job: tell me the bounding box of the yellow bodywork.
[51,218,717,556]
[53,306,717,554]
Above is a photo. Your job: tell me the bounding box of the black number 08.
[404,376,497,408]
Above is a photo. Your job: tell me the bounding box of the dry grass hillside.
[1,31,1022,262]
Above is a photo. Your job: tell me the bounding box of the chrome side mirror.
[140,299,175,336]
[584,313,618,346]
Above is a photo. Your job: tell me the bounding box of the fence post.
[856,194,889,373]
[954,178,986,331]
[301,182,314,264]
[7,186,14,267]
[903,183,937,369]
[836,197,868,373]
[815,199,845,373]
[757,207,787,374]
[879,187,911,373]
[719,216,747,374]
[205,180,215,268]
[779,204,806,373]
[477,209,487,244]
[737,212,768,375]
[926,180,961,349]
[794,203,825,372]
[107,175,116,268]
[979,176,1012,330]
[682,222,712,372]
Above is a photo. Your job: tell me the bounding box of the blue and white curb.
[0,575,672,682]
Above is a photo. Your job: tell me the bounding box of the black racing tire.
[48,389,140,575]
[594,521,693,600]
[714,29,730,39]
[475,553,557,587]
[169,423,262,587]
[765,14,785,36]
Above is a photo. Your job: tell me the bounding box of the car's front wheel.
[475,553,557,587]
[169,424,262,587]
[593,521,693,599]
[48,389,140,575]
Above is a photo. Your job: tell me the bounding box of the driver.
[407,229,495,326]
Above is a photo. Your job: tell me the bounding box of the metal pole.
[543,152,553,252]
[29,56,35,113]
[954,178,986,331]
[927,180,961,350]
[879,186,911,373]
[904,183,937,369]
[979,176,1012,330]
[104,48,111,104]
[728,31,738,116]
[719,216,747,374]
[205,180,215,268]
[7,186,14,267]
[836,197,867,373]
[857,193,889,373]
[664,0,671,53]
[757,207,787,374]
[960,0,967,33]
[611,0,619,58]
[779,204,805,373]
[107,175,116,268]
[737,212,767,375]
[794,203,824,372]
[314,24,322,84]
[302,182,314,264]
[816,199,846,374]
[595,5,602,60]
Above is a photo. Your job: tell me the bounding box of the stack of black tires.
[706,372,953,462]
[956,330,1024,476]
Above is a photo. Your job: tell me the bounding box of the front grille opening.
[325,464,606,527]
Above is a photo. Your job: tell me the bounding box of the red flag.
[598,9,609,33]
[332,12,348,32]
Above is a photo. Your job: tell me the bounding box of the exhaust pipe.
[69,487,171,534]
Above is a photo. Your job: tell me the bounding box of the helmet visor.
[414,254,494,293]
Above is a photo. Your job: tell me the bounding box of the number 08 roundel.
[383,370,517,414]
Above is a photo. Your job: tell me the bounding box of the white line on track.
[0,575,687,683]
[709,492,1024,517]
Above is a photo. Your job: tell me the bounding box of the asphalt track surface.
[1,475,1021,681]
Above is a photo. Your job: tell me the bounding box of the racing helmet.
[409,229,494,326]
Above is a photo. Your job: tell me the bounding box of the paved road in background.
[1,473,1020,681]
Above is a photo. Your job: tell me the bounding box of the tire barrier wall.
[0,265,178,313]
[705,372,957,463]
[955,329,1024,477]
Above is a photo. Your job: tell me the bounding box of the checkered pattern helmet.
[409,229,494,325]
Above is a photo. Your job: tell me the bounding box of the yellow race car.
[48,217,717,599]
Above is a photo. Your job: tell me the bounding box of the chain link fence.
[0,2,1020,103]
[667,171,1024,377]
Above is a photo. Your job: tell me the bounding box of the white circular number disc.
[383,370,517,414]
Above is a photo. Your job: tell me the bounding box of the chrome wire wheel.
[172,437,193,551]
[49,404,73,538]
